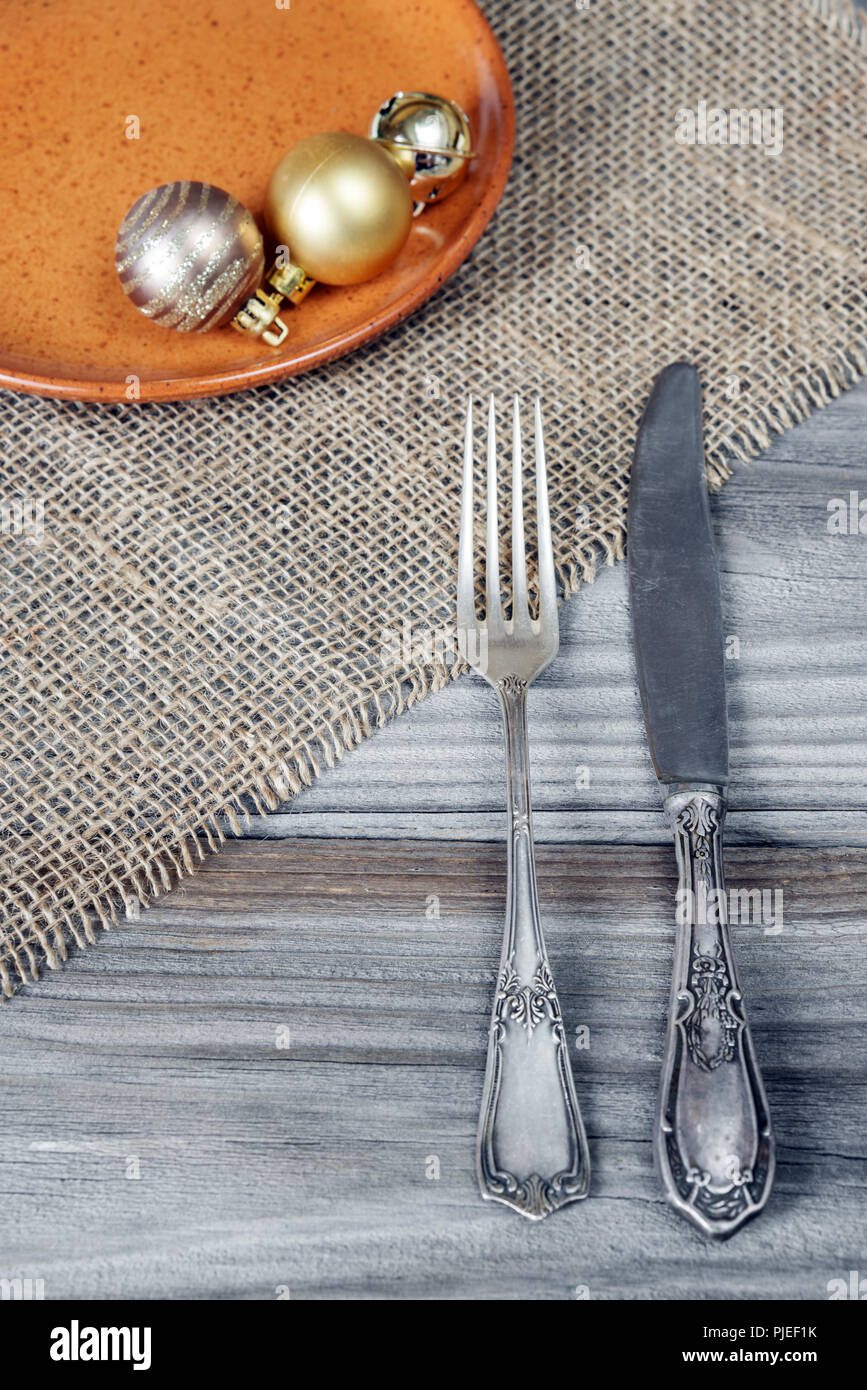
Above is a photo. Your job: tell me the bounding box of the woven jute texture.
[0,0,865,997]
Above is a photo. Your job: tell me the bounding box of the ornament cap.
[268,260,316,305]
[231,289,288,346]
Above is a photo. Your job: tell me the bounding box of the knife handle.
[476,676,590,1219]
[656,787,774,1239]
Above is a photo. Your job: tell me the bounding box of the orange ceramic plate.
[0,0,513,403]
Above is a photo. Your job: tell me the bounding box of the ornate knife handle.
[476,675,590,1219]
[656,786,774,1238]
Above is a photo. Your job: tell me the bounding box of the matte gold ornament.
[264,131,413,286]
[370,92,474,208]
[115,182,264,332]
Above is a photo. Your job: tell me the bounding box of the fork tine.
[511,395,528,625]
[535,397,557,623]
[457,397,476,633]
[485,395,504,634]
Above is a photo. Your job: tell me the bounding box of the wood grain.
[1,836,865,1300]
[0,380,865,1300]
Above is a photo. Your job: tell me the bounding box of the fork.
[457,395,590,1219]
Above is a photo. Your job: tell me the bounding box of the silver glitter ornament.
[115,181,265,333]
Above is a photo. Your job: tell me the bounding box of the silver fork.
[457,395,590,1220]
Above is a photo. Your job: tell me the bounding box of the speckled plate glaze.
[0,0,513,403]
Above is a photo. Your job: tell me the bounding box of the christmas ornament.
[115,182,264,333]
[265,132,412,286]
[370,92,473,208]
[115,91,474,347]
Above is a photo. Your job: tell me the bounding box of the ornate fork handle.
[476,674,590,1219]
[656,787,774,1238]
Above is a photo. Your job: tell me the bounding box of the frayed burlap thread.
[0,0,865,995]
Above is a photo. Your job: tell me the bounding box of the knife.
[627,362,774,1239]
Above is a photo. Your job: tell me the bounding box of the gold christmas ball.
[115,182,264,332]
[370,92,473,205]
[265,132,413,286]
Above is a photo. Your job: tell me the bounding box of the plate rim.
[0,1,514,406]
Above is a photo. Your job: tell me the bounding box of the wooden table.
[2,381,865,1301]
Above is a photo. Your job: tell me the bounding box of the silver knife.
[628,362,774,1239]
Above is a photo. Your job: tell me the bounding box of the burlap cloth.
[0,0,864,998]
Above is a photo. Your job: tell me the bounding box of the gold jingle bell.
[370,92,474,210]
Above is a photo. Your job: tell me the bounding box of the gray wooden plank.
[229,809,867,846]
[0,838,864,1300]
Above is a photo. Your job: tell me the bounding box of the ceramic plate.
[0,0,513,402]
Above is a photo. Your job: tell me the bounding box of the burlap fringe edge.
[3,335,866,999]
[1,1,866,997]
[705,346,867,486]
[0,659,468,999]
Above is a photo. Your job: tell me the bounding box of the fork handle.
[476,674,590,1219]
[656,787,774,1238]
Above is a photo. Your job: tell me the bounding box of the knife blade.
[628,362,774,1239]
[628,361,728,786]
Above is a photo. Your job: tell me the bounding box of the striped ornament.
[115,181,265,333]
